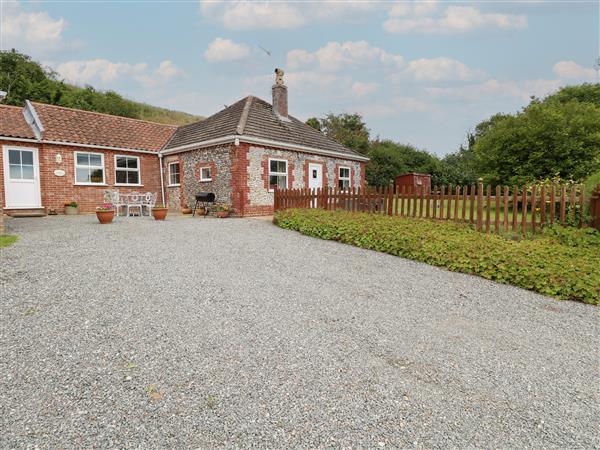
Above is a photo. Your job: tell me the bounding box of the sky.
[1,0,598,156]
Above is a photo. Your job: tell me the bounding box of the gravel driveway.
[1,215,598,449]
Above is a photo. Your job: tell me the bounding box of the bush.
[274,209,600,305]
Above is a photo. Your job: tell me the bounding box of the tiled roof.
[0,105,36,139]
[164,96,366,159]
[31,102,177,152]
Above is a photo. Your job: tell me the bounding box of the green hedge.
[274,209,600,305]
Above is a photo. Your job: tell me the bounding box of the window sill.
[74,183,108,186]
[167,184,181,187]
[199,179,213,182]
[114,183,144,187]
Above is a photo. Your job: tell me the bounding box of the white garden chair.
[142,192,157,216]
[111,191,126,217]
[126,191,143,217]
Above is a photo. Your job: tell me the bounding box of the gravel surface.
[1,215,599,449]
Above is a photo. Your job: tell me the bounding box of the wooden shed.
[395,173,431,191]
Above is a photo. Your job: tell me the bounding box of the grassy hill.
[0,50,202,126]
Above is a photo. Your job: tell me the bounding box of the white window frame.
[114,154,142,186]
[74,151,106,186]
[168,161,180,186]
[338,166,351,191]
[199,166,212,182]
[268,158,288,192]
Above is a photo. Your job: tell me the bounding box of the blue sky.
[1,1,598,155]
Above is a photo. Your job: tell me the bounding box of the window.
[200,166,212,182]
[75,152,104,184]
[115,155,140,185]
[168,162,180,186]
[268,159,287,190]
[8,149,34,180]
[338,166,351,191]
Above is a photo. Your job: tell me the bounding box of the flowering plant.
[96,203,114,211]
[216,204,230,212]
[153,204,167,209]
[64,201,78,207]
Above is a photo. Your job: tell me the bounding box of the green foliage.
[366,140,440,186]
[0,50,200,125]
[274,209,600,304]
[305,117,321,131]
[584,171,600,196]
[473,99,600,186]
[318,113,370,154]
[544,83,600,108]
[0,235,18,248]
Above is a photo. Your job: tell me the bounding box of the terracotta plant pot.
[216,210,229,218]
[196,207,206,216]
[152,208,168,221]
[182,207,192,214]
[64,206,79,215]
[96,210,115,224]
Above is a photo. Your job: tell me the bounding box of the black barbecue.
[193,192,216,217]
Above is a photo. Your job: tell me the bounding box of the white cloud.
[199,0,379,30]
[288,41,482,83]
[384,5,527,34]
[553,61,597,81]
[351,81,379,98]
[200,1,305,30]
[389,0,438,18]
[204,37,250,62]
[357,96,431,118]
[1,1,66,53]
[287,41,404,73]
[55,59,184,88]
[404,57,486,82]
[426,79,561,102]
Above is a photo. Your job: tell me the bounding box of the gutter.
[160,135,370,162]
[158,153,166,205]
[0,136,161,155]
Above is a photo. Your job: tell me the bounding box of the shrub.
[274,209,600,305]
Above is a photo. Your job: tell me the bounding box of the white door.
[308,163,323,190]
[308,163,323,208]
[3,146,42,208]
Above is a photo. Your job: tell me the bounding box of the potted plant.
[215,204,230,218]
[181,204,192,214]
[96,203,115,224]
[152,204,168,221]
[196,206,206,216]
[64,201,79,215]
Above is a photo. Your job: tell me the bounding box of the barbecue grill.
[193,192,216,217]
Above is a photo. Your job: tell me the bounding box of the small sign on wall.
[54,169,66,177]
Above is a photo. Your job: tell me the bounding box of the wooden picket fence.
[274,183,590,235]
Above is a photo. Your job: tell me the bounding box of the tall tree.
[319,113,370,154]
[367,140,443,186]
[473,99,600,185]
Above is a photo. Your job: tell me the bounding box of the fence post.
[521,185,528,236]
[476,180,483,231]
[590,184,600,230]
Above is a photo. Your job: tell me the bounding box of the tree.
[473,100,600,185]
[305,117,321,131]
[0,50,61,105]
[319,113,370,154]
[366,140,442,186]
[543,83,600,108]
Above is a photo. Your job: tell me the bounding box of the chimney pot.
[272,68,288,119]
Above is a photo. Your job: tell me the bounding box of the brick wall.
[0,140,162,213]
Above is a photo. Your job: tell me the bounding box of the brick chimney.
[272,68,288,120]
